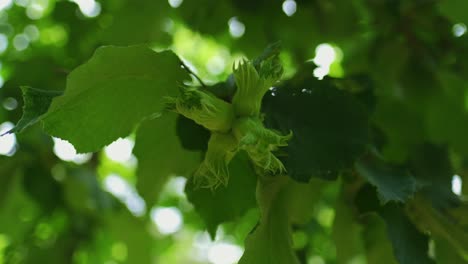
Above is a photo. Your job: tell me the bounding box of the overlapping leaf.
[41,45,189,153]
[134,112,203,206]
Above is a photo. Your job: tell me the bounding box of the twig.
[180,60,206,88]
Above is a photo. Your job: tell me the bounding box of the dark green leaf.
[263,73,370,182]
[380,204,434,264]
[356,153,421,204]
[176,115,210,152]
[8,86,62,134]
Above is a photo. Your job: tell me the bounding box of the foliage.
[1,0,468,263]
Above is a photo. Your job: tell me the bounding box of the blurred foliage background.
[0,0,468,263]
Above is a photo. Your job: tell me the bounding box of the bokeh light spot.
[3,97,18,110]
[150,207,183,235]
[0,0,12,11]
[73,0,101,17]
[104,174,146,216]
[208,242,243,264]
[13,34,29,51]
[168,0,182,8]
[0,34,8,53]
[228,17,245,38]
[452,174,462,195]
[282,0,297,17]
[0,122,17,156]
[52,137,92,164]
[453,23,467,37]
[104,137,135,163]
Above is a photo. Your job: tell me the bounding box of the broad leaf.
[134,112,203,206]
[42,45,189,153]
[185,152,257,238]
[8,86,62,134]
[263,72,370,182]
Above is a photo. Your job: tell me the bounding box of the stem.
[180,60,206,88]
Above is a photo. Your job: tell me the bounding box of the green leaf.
[263,72,370,182]
[239,175,299,264]
[134,112,203,206]
[42,45,189,153]
[106,209,155,264]
[424,73,468,158]
[356,184,434,264]
[435,238,468,264]
[407,195,468,258]
[362,214,399,264]
[185,152,257,238]
[408,144,457,208]
[8,86,62,134]
[439,0,468,25]
[63,168,116,215]
[356,153,421,204]
[332,183,366,263]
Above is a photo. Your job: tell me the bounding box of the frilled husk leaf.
[232,117,291,174]
[167,87,234,133]
[194,133,238,188]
